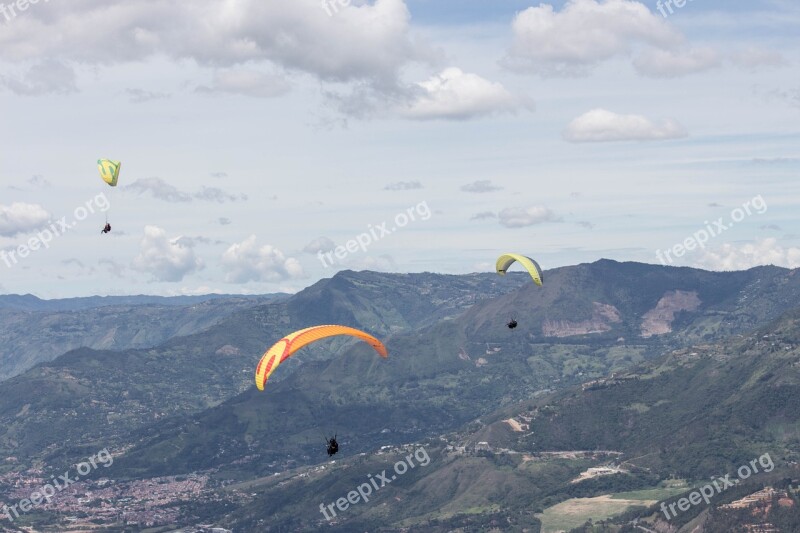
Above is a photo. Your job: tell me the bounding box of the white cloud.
[1,60,77,96]
[633,47,721,78]
[563,108,687,142]
[0,0,430,87]
[498,206,561,228]
[402,68,530,120]
[505,0,679,76]
[695,238,800,271]
[222,235,304,283]
[0,203,51,237]
[133,226,204,282]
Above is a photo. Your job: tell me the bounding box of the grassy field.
[536,494,657,532]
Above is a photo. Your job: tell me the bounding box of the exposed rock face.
[542,302,622,337]
[215,345,240,356]
[641,290,702,337]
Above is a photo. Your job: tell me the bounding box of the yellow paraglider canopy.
[496,253,544,286]
[97,159,121,187]
[255,325,388,390]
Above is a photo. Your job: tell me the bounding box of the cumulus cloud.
[384,180,423,191]
[461,180,502,193]
[133,226,204,282]
[222,236,304,283]
[505,0,679,76]
[303,236,336,254]
[0,203,51,237]
[402,68,530,120]
[196,68,291,98]
[563,109,687,142]
[498,206,561,228]
[695,239,800,271]
[1,60,77,96]
[633,47,721,78]
[0,0,430,88]
[126,178,246,203]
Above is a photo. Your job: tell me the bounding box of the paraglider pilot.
[101,222,111,234]
[326,434,339,457]
[507,318,518,329]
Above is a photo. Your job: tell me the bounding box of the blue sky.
[0,0,798,297]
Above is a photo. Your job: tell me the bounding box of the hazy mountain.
[0,293,274,312]
[0,293,288,380]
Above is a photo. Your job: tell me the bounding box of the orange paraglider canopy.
[255,325,388,390]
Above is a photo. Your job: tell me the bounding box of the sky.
[0,0,798,298]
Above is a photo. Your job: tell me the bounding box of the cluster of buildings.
[0,472,211,529]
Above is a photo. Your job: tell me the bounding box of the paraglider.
[255,325,388,456]
[97,159,120,234]
[254,325,388,391]
[326,434,339,457]
[496,254,543,330]
[496,253,543,286]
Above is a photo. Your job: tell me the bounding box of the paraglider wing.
[496,253,543,286]
[97,159,121,187]
[255,325,388,390]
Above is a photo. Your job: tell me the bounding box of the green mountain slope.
[200,308,800,532]
[111,263,800,478]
